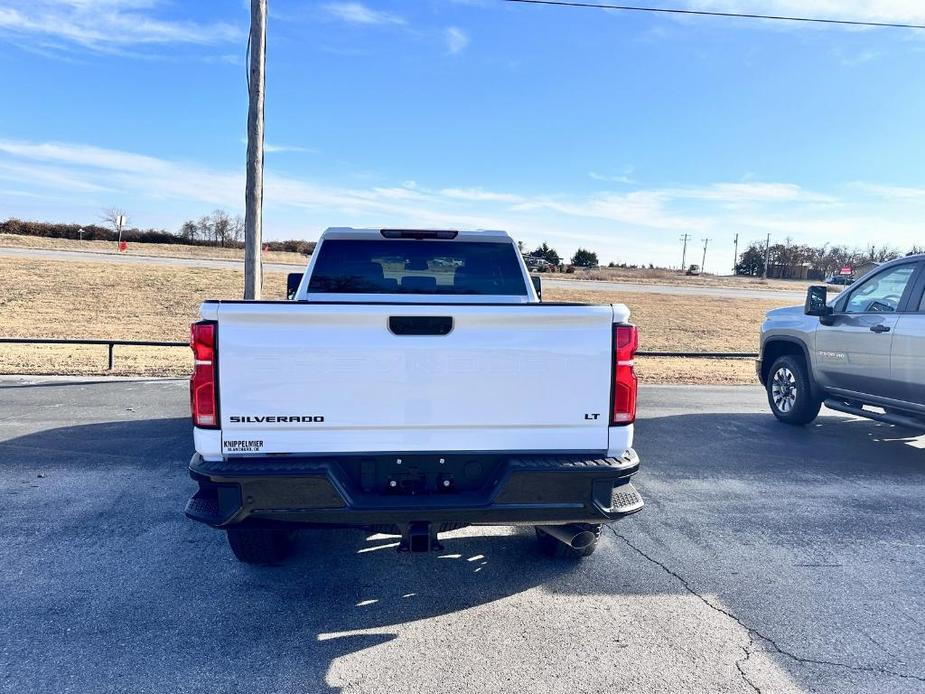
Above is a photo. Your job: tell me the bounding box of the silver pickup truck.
[758,254,925,428]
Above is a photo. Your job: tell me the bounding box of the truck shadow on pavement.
[1,411,923,693]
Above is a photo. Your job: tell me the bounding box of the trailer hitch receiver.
[399,522,443,553]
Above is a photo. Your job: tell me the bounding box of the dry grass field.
[0,233,306,265]
[0,256,794,383]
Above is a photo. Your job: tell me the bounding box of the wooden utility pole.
[763,233,771,279]
[732,232,738,275]
[701,238,710,274]
[244,0,267,300]
[680,233,691,271]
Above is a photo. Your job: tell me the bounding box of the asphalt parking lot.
[1,378,923,694]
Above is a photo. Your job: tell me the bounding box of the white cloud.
[664,182,837,204]
[853,183,925,201]
[0,0,242,53]
[589,170,635,184]
[239,139,314,154]
[685,1,925,25]
[264,144,314,154]
[323,2,405,26]
[2,138,923,268]
[445,26,469,54]
[439,188,523,203]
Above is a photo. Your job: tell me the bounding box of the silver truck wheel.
[766,355,821,426]
[771,367,798,413]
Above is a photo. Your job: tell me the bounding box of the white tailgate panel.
[216,303,613,455]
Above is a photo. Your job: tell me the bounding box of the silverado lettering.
[229,416,324,423]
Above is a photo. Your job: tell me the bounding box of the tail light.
[190,321,218,428]
[612,324,638,425]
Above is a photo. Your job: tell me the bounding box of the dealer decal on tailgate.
[223,440,264,453]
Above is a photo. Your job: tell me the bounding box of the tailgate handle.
[389,316,453,336]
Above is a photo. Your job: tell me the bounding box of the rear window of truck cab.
[307,240,528,296]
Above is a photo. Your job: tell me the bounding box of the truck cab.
[186,228,643,563]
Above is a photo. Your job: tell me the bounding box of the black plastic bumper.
[185,449,642,530]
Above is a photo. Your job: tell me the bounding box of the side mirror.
[531,275,542,301]
[804,285,832,318]
[287,272,303,300]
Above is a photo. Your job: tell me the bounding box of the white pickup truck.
[186,228,642,563]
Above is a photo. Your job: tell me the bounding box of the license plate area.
[335,454,505,496]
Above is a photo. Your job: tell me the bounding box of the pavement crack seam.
[735,633,762,694]
[609,529,925,685]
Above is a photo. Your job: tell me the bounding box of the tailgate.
[214,302,616,455]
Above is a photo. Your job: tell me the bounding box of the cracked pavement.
[1,379,923,693]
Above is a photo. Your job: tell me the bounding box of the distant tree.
[178,220,198,242]
[532,242,560,266]
[517,240,525,253]
[196,215,213,245]
[862,244,900,264]
[735,243,766,276]
[230,215,244,244]
[211,209,234,247]
[909,245,925,256]
[571,248,599,268]
[100,207,128,234]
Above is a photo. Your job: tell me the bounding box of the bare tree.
[211,209,234,248]
[230,215,244,245]
[100,208,128,237]
[178,220,198,242]
[196,215,214,245]
[864,244,900,264]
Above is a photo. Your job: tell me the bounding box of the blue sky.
[1,1,924,270]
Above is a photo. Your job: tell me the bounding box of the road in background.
[0,245,303,274]
[544,277,805,301]
[0,246,806,300]
[1,379,923,693]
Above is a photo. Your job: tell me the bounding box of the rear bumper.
[185,449,642,529]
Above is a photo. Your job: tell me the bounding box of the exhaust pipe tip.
[570,530,597,550]
[536,524,597,550]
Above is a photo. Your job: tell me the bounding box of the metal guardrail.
[636,351,758,359]
[0,337,187,370]
[0,337,758,371]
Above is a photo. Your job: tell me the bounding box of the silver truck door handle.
[870,325,891,334]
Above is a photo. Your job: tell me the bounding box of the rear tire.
[535,524,602,559]
[226,527,292,565]
[766,355,821,425]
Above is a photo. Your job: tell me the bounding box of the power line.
[503,0,925,30]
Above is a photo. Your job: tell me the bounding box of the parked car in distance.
[758,254,925,428]
[187,227,643,565]
[523,255,554,272]
[824,274,854,286]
